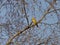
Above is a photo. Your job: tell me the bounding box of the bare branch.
[22,0,29,25]
[0,0,7,9]
[6,2,60,45]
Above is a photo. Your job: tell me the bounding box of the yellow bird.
[32,17,38,27]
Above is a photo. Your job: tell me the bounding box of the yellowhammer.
[32,17,38,27]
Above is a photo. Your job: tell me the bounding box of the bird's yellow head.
[32,17,35,20]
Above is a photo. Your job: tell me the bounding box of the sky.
[0,0,60,45]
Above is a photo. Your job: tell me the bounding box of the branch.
[6,5,60,45]
[46,0,59,16]
[22,0,29,25]
[0,0,7,9]
[6,7,49,45]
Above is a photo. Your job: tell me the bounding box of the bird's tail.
[36,24,38,27]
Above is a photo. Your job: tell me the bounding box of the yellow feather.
[32,17,37,25]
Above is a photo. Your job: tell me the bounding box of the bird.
[32,17,38,27]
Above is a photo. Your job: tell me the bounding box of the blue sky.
[0,0,60,45]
